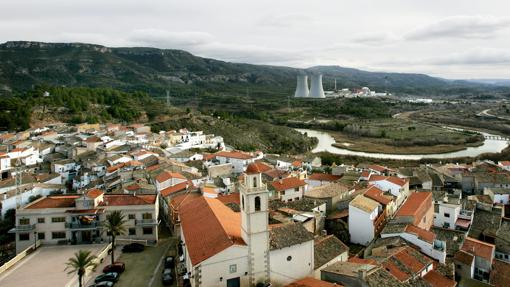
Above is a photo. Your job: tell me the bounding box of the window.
[229,264,237,274]
[19,233,30,241]
[37,218,45,224]
[444,222,450,228]
[142,213,152,220]
[444,213,450,218]
[255,196,261,211]
[52,231,66,239]
[287,256,292,261]
[143,227,153,235]
[19,218,30,225]
[129,228,136,236]
[295,187,299,192]
[52,217,66,223]
[38,232,45,240]
[253,177,257,188]
[128,214,136,220]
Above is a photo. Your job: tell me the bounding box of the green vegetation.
[0,86,175,130]
[65,250,98,287]
[152,114,317,155]
[103,210,127,264]
[0,209,15,245]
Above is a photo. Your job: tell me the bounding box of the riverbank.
[297,128,509,160]
[330,131,483,155]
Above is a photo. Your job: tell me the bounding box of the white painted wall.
[433,203,460,229]
[269,240,314,285]
[348,205,377,246]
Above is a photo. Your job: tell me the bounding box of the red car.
[103,262,125,273]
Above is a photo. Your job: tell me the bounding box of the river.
[296,128,509,160]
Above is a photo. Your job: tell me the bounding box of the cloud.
[258,13,316,28]
[351,32,400,45]
[129,29,215,50]
[426,48,510,65]
[377,48,510,67]
[126,28,307,66]
[405,15,510,40]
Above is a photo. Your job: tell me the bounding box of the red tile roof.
[308,173,341,182]
[246,161,271,174]
[217,192,241,206]
[499,161,510,166]
[160,181,190,197]
[423,270,457,287]
[395,192,432,225]
[386,176,408,187]
[85,136,101,143]
[405,224,436,243]
[383,260,410,281]
[26,195,80,209]
[101,194,157,206]
[360,171,370,178]
[179,196,245,265]
[263,169,288,179]
[454,250,474,265]
[393,246,431,274]
[215,151,253,160]
[364,185,392,205]
[271,177,307,192]
[455,218,471,229]
[285,277,340,287]
[490,259,510,287]
[86,188,104,199]
[155,171,186,183]
[368,164,388,173]
[291,160,302,168]
[461,237,495,262]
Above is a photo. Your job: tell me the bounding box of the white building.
[13,189,159,253]
[368,175,410,207]
[433,197,461,230]
[176,163,315,287]
[215,151,256,173]
[348,194,384,246]
[484,187,510,205]
[154,171,187,192]
[270,177,308,202]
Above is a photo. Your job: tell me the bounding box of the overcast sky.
[1,0,509,79]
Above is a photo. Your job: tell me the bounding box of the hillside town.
[0,123,509,287]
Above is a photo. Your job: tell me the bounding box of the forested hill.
[0,41,506,98]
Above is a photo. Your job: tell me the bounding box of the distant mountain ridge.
[0,41,506,97]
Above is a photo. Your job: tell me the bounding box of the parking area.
[0,244,107,287]
[84,227,176,287]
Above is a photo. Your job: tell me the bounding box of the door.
[226,277,240,287]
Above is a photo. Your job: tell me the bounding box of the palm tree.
[65,250,97,287]
[104,210,127,264]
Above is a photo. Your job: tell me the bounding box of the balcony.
[65,222,102,230]
[14,224,36,232]
[135,219,158,226]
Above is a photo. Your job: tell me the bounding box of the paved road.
[0,244,106,287]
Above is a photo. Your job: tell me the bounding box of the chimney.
[358,268,367,280]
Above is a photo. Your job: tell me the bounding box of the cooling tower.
[294,75,309,98]
[309,74,325,98]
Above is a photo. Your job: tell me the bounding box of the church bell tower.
[240,163,270,285]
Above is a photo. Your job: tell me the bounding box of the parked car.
[95,272,119,283]
[122,243,144,253]
[162,269,173,285]
[163,256,175,268]
[89,281,115,287]
[103,262,125,273]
